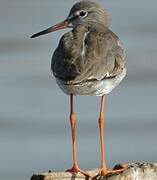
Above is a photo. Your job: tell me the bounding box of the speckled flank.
[56,68,126,96]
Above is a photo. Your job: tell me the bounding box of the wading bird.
[31,0,127,178]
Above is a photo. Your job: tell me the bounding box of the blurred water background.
[0,0,157,179]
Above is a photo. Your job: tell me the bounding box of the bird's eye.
[79,11,88,17]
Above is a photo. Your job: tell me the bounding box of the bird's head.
[67,1,110,30]
[31,0,110,38]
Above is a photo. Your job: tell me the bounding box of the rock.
[31,162,157,180]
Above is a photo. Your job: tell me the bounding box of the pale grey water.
[0,0,157,179]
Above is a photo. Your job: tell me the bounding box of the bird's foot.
[92,164,128,179]
[66,164,91,177]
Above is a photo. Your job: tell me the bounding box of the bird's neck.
[72,25,89,45]
[88,23,108,33]
[62,24,107,59]
[63,25,88,58]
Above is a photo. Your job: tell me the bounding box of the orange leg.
[66,94,90,177]
[94,96,127,178]
[98,95,107,176]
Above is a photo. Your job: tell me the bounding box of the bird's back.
[51,25,126,85]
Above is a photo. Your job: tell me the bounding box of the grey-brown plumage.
[31,1,127,176]
[51,1,126,96]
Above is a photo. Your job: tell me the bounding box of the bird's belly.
[56,68,126,96]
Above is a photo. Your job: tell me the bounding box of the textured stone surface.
[31,162,157,180]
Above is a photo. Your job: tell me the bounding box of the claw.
[92,164,128,179]
[66,165,91,177]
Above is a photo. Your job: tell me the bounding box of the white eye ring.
[79,10,88,17]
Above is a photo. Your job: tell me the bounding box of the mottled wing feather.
[72,29,126,83]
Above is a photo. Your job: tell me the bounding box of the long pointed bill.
[31,20,70,39]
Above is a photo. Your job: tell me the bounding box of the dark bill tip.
[30,29,50,39]
[30,20,69,39]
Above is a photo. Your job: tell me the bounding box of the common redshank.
[31,0,127,178]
